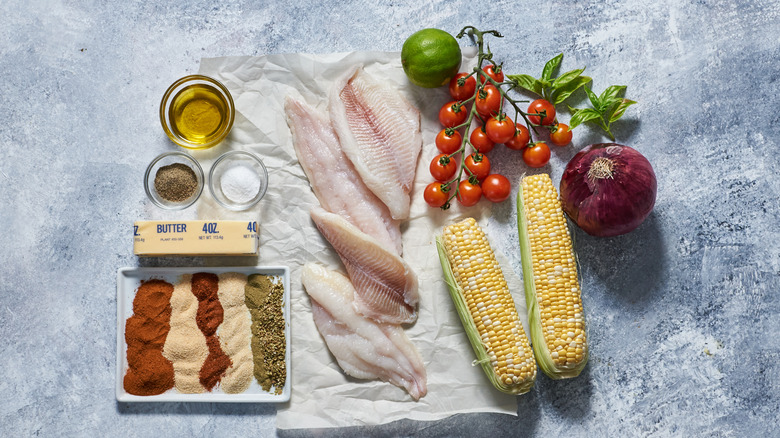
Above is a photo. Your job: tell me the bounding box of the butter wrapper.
[133,220,258,256]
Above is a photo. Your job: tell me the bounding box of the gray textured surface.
[2,1,779,436]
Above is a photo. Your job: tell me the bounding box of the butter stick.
[133,220,258,256]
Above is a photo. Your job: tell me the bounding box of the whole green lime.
[401,28,462,88]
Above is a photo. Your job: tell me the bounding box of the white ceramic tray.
[116,266,291,403]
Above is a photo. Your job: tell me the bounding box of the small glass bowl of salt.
[208,150,268,211]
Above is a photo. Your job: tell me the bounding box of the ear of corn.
[436,218,537,395]
[517,174,588,379]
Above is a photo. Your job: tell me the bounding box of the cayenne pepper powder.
[191,273,232,391]
[124,279,175,396]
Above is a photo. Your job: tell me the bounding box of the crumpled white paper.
[194,50,531,429]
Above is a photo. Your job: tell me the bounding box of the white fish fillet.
[329,67,423,220]
[310,206,418,324]
[285,96,403,255]
[301,264,427,400]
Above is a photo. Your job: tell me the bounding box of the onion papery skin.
[560,143,657,237]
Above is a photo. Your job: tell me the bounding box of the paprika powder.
[124,279,175,396]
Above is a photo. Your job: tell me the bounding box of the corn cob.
[517,174,588,379]
[436,217,537,394]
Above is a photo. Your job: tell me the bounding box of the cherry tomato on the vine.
[485,114,516,144]
[439,101,468,128]
[449,73,477,101]
[480,64,504,84]
[527,99,556,126]
[504,125,530,150]
[457,179,482,207]
[430,154,458,182]
[475,85,502,119]
[482,174,511,203]
[522,142,551,168]
[435,128,462,155]
[423,182,449,208]
[465,153,491,181]
[469,125,495,153]
[550,123,573,146]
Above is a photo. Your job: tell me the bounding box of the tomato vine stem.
[435,26,554,209]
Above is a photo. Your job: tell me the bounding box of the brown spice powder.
[191,273,232,391]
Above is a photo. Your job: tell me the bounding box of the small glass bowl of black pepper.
[144,151,204,210]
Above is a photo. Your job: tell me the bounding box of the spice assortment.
[116,266,291,402]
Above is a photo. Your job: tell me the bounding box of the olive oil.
[168,83,231,146]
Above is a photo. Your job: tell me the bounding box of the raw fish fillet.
[310,206,418,324]
[301,264,427,400]
[285,96,403,255]
[329,67,422,220]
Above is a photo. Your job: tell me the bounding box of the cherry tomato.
[439,101,468,128]
[485,114,516,144]
[482,174,511,203]
[504,125,530,150]
[465,153,491,181]
[430,154,458,181]
[527,99,556,126]
[423,182,449,208]
[435,129,462,155]
[550,123,573,146]
[457,179,482,207]
[475,85,502,119]
[480,64,504,84]
[449,73,477,101]
[469,125,495,153]
[522,142,551,168]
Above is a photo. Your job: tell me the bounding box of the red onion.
[559,143,656,237]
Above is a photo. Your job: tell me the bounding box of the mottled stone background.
[1,0,778,436]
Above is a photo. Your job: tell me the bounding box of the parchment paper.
[193,50,532,429]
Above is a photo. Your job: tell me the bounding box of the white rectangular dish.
[116,266,291,403]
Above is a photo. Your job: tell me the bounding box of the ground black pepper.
[154,163,198,202]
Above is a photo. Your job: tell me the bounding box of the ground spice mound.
[124,280,175,396]
[163,274,209,394]
[154,162,198,203]
[191,273,232,391]
[217,273,253,394]
[245,274,286,394]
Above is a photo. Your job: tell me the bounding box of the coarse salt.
[220,164,261,204]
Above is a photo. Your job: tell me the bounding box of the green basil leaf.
[608,98,637,123]
[568,107,602,129]
[599,85,626,103]
[552,75,592,105]
[542,53,563,82]
[585,86,601,109]
[507,74,543,96]
[551,68,585,90]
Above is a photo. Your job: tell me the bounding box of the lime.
[401,28,462,88]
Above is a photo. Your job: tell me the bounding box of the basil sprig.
[507,53,591,105]
[568,85,636,141]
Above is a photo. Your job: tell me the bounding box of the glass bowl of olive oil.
[160,75,235,150]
